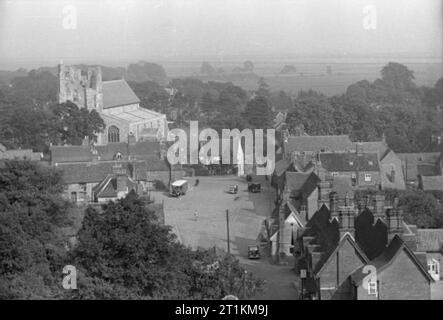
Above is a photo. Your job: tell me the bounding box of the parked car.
[248,183,261,193]
[228,184,238,194]
[247,245,261,259]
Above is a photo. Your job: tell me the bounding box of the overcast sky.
[0,0,441,69]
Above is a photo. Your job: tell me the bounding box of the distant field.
[162,61,443,96]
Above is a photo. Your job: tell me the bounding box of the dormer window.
[368,161,373,166]
[114,152,122,160]
[349,161,354,166]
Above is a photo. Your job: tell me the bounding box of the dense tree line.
[355,188,443,229]
[0,161,264,299]
[286,63,443,152]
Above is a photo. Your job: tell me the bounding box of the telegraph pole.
[226,209,231,254]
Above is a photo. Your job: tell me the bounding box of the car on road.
[247,245,261,259]
[248,183,261,193]
[228,184,238,194]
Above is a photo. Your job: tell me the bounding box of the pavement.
[152,175,299,300]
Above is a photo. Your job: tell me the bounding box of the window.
[349,161,354,166]
[331,172,339,177]
[368,161,373,166]
[108,126,120,143]
[114,152,122,160]
[365,173,372,182]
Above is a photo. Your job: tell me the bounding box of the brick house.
[295,193,433,300]
[360,140,406,190]
[315,150,381,190]
[50,139,184,202]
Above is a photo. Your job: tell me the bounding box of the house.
[397,152,442,188]
[50,139,184,202]
[315,150,381,189]
[416,229,443,281]
[270,172,321,258]
[58,63,168,145]
[360,140,406,190]
[350,235,433,300]
[296,193,433,300]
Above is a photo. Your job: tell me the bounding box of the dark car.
[247,245,260,259]
[248,183,261,193]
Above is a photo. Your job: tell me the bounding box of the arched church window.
[108,126,120,143]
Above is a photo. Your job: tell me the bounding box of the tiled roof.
[421,175,443,191]
[285,135,354,153]
[146,156,170,171]
[51,141,161,164]
[416,229,443,252]
[397,152,441,181]
[360,141,390,160]
[274,158,292,177]
[285,171,320,196]
[50,145,93,163]
[56,161,147,184]
[102,79,140,109]
[331,176,354,198]
[320,152,379,172]
[350,235,433,285]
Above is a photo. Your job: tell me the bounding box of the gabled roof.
[351,235,434,285]
[56,160,147,184]
[320,152,379,172]
[416,229,443,252]
[360,141,390,161]
[274,158,292,177]
[50,145,92,163]
[285,135,354,153]
[316,233,369,275]
[285,171,320,197]
[102,79,140,109]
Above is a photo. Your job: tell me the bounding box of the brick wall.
[357,250,431,300]
[319,239,366,299]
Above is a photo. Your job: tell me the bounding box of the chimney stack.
[372,194,385,224]
[329,191,339,222]
[339,206,356,239]
[386,198,403,243]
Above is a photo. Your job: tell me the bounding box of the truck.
[170,180,188,197]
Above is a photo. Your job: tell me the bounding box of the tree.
[256,78,271,100]
[0,160,70,299]
[50,102,106,145]
[244,96,273,129]
[70,192,264,299]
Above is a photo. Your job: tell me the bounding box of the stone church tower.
[58,62,103,111]
[58,62,169,145]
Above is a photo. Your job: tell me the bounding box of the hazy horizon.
[0,0,442,70]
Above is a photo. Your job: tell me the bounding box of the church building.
[58,62,168,145]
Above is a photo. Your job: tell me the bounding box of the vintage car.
[228,184,238,194]
[247,245,261,259]
[248,183,261,193]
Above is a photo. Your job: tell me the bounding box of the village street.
[152,175,299,300]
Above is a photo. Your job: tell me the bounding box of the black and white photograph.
[0,0,443,308]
